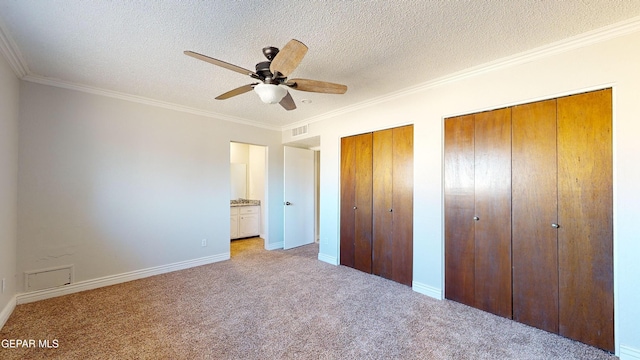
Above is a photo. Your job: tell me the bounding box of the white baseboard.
[16,253,230,305]
[265,241,283,250]
[0,295,17,330]
[412,281,443,300]
[621,345,640,360]
[318,253,338,265]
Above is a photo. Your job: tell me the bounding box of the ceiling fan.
[184,39,347,111]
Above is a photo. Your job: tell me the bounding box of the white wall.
[230,142,249,164]
[298,29,640,355]
[230,142,266,201]
[230,142,249,199]
[0,48,19,323]
[248,145,266,234]
[248,145,266,202]
[17,82,284,291]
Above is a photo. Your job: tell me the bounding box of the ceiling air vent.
[292,124,308,137]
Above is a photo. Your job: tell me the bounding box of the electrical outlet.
[201,239,207,247]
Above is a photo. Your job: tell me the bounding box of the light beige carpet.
[0,238,616,359]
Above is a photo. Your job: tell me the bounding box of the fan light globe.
[254,83,287,104]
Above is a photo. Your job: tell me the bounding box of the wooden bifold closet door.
[511,99,560,334]
[444,108,512,318]
[444,114,476,307]
[556,90,613,351]
[473,108,512,319]
[445,89,613,352]
[340,133,373,273]
[341,125,413,286]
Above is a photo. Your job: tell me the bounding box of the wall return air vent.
[24,265,74,292]
[292,124,308,137]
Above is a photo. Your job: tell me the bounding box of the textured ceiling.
[1,1,640,129]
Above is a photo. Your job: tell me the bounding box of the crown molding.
[0,20,28,78]
[22,74,281,131]
[290,15,640,131]
[2,18,278,131]
[3,12,639,133]
[1,16,273,130]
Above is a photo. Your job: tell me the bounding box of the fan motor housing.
[256,61,278,83]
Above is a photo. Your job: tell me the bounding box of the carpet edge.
[15,252,230,305]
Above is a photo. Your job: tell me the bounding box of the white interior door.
[284,146,315,249]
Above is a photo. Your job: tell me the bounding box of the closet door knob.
[551,223,560,228]
[389,208,393,212]
[353,206,357,210]
[473,216,480,221]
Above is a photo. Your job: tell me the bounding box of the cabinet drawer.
[239,206,259,215]
[230,207,239,215]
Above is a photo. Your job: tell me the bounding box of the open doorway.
[230,142,267,255]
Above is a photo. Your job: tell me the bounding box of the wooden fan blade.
[286,78,347,94]
[279,91,297,111]
[270,39,308,77]
[215,83,257,100]
[184,50,258,77]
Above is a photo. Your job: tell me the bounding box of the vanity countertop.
[230,199,261,207]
